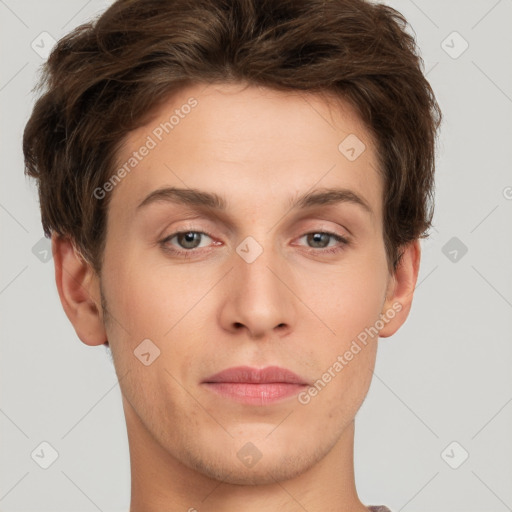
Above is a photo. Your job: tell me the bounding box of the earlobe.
[378,239,421,338]
[52,233,107,346]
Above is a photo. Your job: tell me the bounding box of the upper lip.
[203,365,308,385]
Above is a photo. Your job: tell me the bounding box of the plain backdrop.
[1,0,511,511]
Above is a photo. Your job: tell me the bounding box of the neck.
[124,395,368,512]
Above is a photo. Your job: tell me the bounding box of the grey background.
[1,0,511,511]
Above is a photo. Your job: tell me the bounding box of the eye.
[158,229,350,258]
[296,231,350,254]
[160,230,216,255]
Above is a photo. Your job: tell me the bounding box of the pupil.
[181,232,199,248]
[310,233,327,248]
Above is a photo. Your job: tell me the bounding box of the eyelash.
[158,228,350,257]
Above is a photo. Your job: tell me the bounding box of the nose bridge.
[236,233,285,303]
[220,232,296,336]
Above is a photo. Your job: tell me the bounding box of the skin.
[53,82,420,512]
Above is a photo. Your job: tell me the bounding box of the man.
[23,0,442,510]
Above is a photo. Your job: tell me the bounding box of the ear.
[378,239,421,338]
[52,233,107,346]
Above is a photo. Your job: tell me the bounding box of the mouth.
[201,365,309,405]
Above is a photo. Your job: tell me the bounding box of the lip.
[202,365,308,405]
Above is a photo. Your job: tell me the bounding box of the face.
[99,82,395,485]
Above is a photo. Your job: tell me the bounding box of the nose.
[218,241,297,340]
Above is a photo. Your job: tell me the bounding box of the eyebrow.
[136,186,373,216]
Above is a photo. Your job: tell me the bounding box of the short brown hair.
[23,0,442,274]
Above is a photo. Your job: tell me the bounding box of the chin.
[180,440,324,486]
[193,457,309,486]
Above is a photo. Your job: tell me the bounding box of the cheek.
[301,257,388,342]
[101,250,197,339]
[101,252,214,394]
[297,249,387,399]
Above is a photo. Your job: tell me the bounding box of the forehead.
[108,82,382,225]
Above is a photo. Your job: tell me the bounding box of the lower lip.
[202,382,306,405]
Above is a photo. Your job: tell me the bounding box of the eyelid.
[159,226,350,257]
[160,228,217,248]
